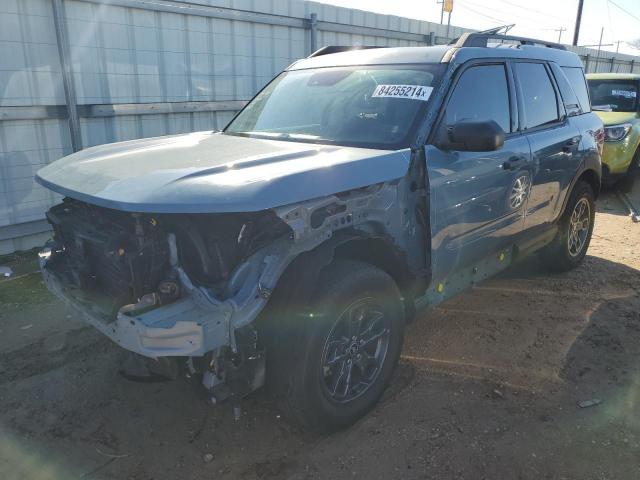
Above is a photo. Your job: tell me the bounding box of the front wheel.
[540,180,595,272]
[269,260,405,432]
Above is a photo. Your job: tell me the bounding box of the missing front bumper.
[41,262,231,358]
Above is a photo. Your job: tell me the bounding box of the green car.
[587,73,640,188]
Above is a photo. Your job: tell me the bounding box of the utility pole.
[596,26,604,71]
[616,40,621,53]
[554,27,567,43]
[438,0,453,26]
[443,0,454,38]
[572,0,584,46]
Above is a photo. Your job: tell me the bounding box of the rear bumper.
[41,259,231,358]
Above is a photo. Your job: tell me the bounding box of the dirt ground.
[1,185,639,480]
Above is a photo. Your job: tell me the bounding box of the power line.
[605,0,614,35]
[457,0,575,46]
[456,2,509,25]
[607,0,640,22]
[492,0,567,23]
[457,0,557,30]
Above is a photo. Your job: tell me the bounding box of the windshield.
[224,64,445,149]
[588,79,639,112]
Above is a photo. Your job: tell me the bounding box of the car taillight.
[594,127,605,156]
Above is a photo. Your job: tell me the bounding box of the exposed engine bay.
[45,198,290,318]
[42,198,293,405]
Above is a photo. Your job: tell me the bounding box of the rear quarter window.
[550,63,581,116]
[561,67,591,114]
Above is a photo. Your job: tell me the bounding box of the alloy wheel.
[320,298,391,403]
[568,197,590,257]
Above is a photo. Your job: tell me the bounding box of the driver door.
[426,62,532,281]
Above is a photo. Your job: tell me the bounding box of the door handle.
[502,156,522,170]
[563,136,581,152]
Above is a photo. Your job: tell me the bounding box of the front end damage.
[40,198,290,403]
[39,178,418,403]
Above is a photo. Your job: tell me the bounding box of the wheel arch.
[577,168,601,199]
[261,230,421,327]
[555,168,600,225]
[331,234,422,322]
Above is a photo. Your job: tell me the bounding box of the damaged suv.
[36,32,602,431]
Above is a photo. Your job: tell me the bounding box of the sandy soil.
[1,186,639,480]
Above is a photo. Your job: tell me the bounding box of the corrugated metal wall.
[1,0,69,253]
[1,0,639,254]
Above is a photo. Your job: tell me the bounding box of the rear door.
[427,62,532,281]
[512,61,582,230]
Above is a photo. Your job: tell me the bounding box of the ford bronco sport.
[36,32,603,432]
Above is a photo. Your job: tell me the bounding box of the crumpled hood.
[36,131,410,213]
[594,111,639,126]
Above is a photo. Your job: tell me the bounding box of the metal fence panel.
[1,0,639,253]
[0,0,70,245]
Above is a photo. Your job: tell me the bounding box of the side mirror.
[441,120,505,152]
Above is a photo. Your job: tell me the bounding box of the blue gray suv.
[36,32,603,431]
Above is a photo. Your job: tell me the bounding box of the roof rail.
[452,32,567,51]
[476,24,515,35]
[307,45,387,58]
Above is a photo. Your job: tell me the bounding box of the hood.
[36,131,411,213]
[593,111,639,126]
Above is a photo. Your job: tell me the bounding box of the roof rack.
[307,45,387,58]
[476,24,515,36]
[452,31,567,51]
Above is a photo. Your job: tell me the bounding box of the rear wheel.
[269,260,405,432]
[540,180,595,272]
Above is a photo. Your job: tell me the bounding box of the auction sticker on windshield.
[372,84,434,101]
[612,89,637,98]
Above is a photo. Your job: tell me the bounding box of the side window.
[445,64,511,133]
[561,66,591,113]
[515,63,559,129]
[550,63,581,116]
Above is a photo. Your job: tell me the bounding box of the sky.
[315,0,640,56]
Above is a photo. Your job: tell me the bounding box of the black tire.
[540,180,595,272]
[268,260,405,432]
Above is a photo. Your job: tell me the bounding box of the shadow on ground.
[1,225,639,479]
